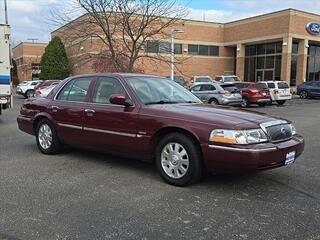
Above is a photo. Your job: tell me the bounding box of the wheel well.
[209,98,218,103]
[150,127,203,161]
[33,116,49,132]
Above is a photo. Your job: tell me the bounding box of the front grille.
[265,124,292,142]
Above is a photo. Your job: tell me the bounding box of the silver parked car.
[189,82,243,106]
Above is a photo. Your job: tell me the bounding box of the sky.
[0,0,320,45]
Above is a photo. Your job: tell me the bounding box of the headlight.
[290,124,297,135]
[209,129,268,144]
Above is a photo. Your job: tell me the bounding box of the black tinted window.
[93,77,127,104]
[201,84,215,91]
[267,82,276,88]
[277,82,289,89]
[255,83,268,89]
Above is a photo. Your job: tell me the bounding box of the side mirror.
[109,94,132,107]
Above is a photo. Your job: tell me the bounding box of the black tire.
[299,90,308,99]
[155,133,203,186]
[25,90,34,99]
[258,102,266,107]
[209,98,219,105]
[36,118,62,154]
[241,97,250,108]
[277,100,286,105]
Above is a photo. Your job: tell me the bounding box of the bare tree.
[49,0,189,73]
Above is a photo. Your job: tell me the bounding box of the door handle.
[51,106,59,112]
[84,109,95,114]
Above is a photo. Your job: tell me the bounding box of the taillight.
[250,89,259,93]
[219,90,230,95]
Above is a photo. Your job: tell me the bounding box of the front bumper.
[202,135,304,173]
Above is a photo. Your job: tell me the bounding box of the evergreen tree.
[40,37,69,80]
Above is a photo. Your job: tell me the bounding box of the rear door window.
[57,77,92,102]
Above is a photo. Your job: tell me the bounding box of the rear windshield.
[277,82,289,89]
[221,84,240,93]
[267,82,275,88]
[255,82,268,89]
[234,83,249,89]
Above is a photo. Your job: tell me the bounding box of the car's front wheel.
[241,97,250,107]
[36,119,62,154]
[155,133,203,186]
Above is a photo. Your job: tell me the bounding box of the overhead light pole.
[170,28,184,81]
[4,0,8,24]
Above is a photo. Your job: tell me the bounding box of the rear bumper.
[272,95,292,101]
[201,135,304,173]
[17,115,34,135]
[221,98,243,106]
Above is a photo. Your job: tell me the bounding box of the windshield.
[126,76,201,105]
[224,76,239,82]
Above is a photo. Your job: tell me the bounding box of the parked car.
[17,73,304,186]
[190,82,243,106]
[297,81,320,99]
[16,80,43,98]
[34,84,59,98]
[234,82,271,107]
[34,80,61,93]
[190,76,213,84]
[166,76,187,87]
[262,81,292,105]
[215,75,240,83]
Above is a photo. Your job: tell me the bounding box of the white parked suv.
[16,80,43,98]
[215,75,240,83]
[263,81,292,105]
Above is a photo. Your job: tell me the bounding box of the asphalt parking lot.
[0,96,320,240]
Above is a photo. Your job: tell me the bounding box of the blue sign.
[306,22,320,35]
[0,75,10,84]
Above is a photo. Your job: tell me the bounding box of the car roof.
[69,73,164,79]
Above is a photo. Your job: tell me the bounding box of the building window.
[307,44,320,82]
[290,42,299,86]
[146,40,182,54]
[244,42,282,82]
[188,44,219,56]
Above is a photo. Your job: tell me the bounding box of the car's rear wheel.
[36,119,62,154]
[300,90,308,99]
[277,100,286,105]
[209,98,219,105]
[155,133,203,186]
[25,90,34,98]
[241,97,250,107]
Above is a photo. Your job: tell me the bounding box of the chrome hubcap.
[300,92,307,99]
[38,124,52,150]
[161,142,189,179]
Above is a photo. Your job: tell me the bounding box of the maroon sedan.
[17,74,304,186]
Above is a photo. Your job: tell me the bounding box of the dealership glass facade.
[244,42,282,82]
[306,44,320,82]
[290,42,299,86]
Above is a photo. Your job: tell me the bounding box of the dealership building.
[51,8,320,87]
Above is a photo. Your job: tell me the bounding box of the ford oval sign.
[306,22,320,35]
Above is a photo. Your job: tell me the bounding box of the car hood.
[146,103,279,129]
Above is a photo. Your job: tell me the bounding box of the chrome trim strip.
[260,120,288,131]
[18,116,32,121]
[208,144,277,152]
[83,127,137,138]
[57,123,82,130]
